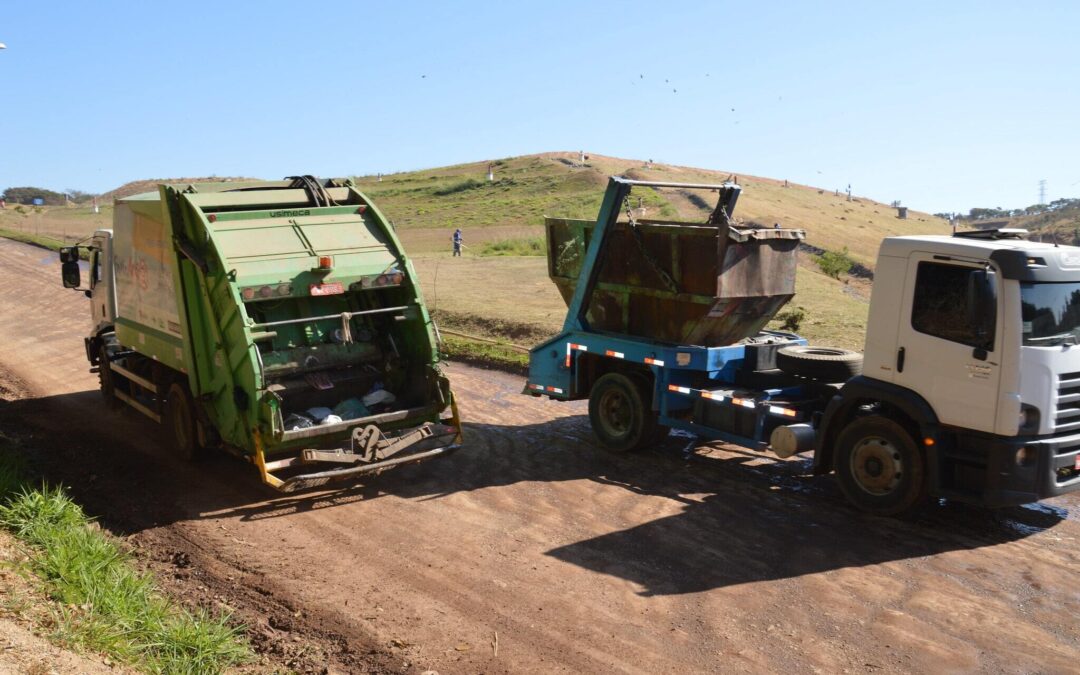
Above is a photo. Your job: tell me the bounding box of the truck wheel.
[777,345,863,382]
[165,382,201,461]
[589,373,658,453]
[834,416,926,516]
[98,343,119,410]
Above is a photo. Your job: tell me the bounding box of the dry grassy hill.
[99,176,256,201]
[356,152,949,266]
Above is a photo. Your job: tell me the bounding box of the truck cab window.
[911,261,995,350]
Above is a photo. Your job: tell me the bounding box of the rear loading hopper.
[546,179,805,346]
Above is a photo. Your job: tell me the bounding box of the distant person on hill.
[452,228,463,257]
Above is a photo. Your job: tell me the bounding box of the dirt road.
[1,237,1078,673]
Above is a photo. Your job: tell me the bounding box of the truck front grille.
[1054,370,1080,435]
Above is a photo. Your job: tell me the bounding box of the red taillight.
[208,214,217,223]
[241,287,255,300]
[356,206,367,214]
[318,256,333,270]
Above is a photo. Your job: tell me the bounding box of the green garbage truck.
[59,176,461,491]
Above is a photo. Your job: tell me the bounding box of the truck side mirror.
[59,246,79,263]
[966,268,996,349]
[61,261,81,289]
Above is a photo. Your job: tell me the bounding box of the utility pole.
[1039,179,1047,205]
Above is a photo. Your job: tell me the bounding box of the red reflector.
[356,205,367,214]
[208,214,217,223]
[318,256,333,270]
[309,282,344,296]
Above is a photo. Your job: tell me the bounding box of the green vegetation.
[478,236,545,256]
[774,306,806,332]
[439,333,529,373]
[0,439,251,673]
[0,226,69,252]
[816,246,855,279]
[2,186,69,206]
[433,178,488,196]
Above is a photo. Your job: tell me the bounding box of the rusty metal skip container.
[545,178,805,346]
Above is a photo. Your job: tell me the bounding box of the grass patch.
[432,178,486,196]
[440,333,529,373]
[0,440,251,673]
[478,236,545,256]
[0,227,69,252]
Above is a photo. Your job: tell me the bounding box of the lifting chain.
[624,194,680,294]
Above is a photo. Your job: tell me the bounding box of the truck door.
[894,254,1001,434]
[89,233,116,330]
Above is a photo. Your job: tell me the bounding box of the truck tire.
[165,382,202,461]
[776,345,863,382]
[588,372,658,453]
[834,415,926,516]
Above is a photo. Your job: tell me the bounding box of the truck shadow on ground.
[4,390,1069,596]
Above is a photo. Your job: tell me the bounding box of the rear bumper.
[944,429,1080,506]
[255,400,463,492]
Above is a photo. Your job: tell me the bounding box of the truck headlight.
[1015,446,1037,467]
[1019,405,1040,433]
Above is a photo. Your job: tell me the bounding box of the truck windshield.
[1021,282,1080,346]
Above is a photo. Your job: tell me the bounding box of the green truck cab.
[60,176,461,491]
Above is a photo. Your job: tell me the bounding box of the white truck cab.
[818,228,1080,509]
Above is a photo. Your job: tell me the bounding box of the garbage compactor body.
[73,177,461,492]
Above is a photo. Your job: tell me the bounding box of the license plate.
[309,282,344,296]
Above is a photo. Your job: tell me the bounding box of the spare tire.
[776,345,863,382]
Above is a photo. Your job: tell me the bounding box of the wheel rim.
[598,387,633,438]
[849,435,903,495]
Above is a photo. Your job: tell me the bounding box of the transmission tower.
[1039,179,1047,205]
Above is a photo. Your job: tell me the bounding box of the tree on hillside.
[65,189,97,203]
[1,186,68,206]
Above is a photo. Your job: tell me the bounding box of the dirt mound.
[101,176,259,202]
[620,167,653,181]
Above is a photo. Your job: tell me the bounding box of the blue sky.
[1,1,1076,213]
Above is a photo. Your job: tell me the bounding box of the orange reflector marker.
[605,350,625,359]
[546,386,564,394]
[528,383,544,391]
[644,357,665,366]
[565,343,588,367]
[702,391,726,401]
[318,255,333,270]
[924,437,935,446]
[667,384,691,395]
